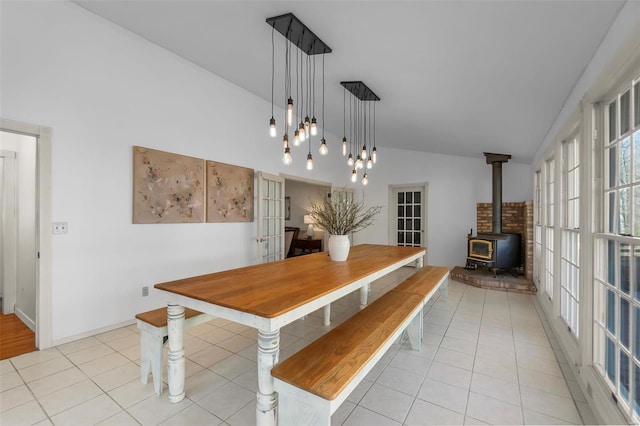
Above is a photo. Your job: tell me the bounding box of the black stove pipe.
[484,152,512,234]
[492,161,503,234]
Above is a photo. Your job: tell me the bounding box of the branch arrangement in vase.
[309,190,381,235]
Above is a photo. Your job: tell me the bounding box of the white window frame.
[561,136,581,337]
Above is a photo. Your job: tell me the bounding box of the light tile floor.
[0,268,597,425]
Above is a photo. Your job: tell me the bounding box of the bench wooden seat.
[136,307,212,395]
[272,291,424,425]
[392,265,450,302]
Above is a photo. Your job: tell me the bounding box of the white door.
[389,185,427,249]
[257,172,286,263]
[0,151,17,314]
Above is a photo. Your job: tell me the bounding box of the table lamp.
[303,215,314,239]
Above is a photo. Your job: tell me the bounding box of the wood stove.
[466,153,522,274]
[468,232,521,270]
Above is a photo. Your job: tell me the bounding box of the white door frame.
[0,151,17,315]
[388,183,428,257]
[1,119,52,349]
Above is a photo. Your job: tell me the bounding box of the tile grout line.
[507,291,527,425]
[463,284,485,424]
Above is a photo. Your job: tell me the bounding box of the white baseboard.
[51,319,136,347]
[14,308,36,332]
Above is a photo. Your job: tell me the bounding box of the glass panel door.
[391,186,426,248]
[257,172,285,263]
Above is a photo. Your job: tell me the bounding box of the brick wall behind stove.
[476,201,534,281]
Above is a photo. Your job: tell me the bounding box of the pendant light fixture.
[269,26,277,138]
[319,55,328,156]
[267,13,331,169]
[340,81,380,185]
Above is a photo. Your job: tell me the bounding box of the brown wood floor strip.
[0,313,36,360]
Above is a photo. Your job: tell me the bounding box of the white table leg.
[323,304,331,326]
[167,304,185,403]
[415,256,424,269]
[360,285,368,310]
[257,329,280,426]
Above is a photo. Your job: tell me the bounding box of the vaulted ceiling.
[74,1,624,164]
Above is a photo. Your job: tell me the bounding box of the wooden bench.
[135,307,212,395]
[392,265,450,301]
[271,265,450,425]
[272,290,424,425]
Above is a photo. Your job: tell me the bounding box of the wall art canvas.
[133,146,205,223]
[206,161,254,223]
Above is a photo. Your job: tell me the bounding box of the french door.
[257,172,285,263]
[390,185,427,248]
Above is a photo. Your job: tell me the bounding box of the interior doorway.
[0,119,52,350]
[0,132,37,327]
[282,174,331,256]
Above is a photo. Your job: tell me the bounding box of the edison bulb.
[293,130,300,146]
[287,98,294,126]
[342,137,347,156]
[362,173,369,185]
[298,123,306,142]
[361,145,367,160]
[351,169,357,183]
[304,116,310,136]
[319,139,328,155]
[282,147,292,165]
[372,147,377,164]
[347,154,354,167]
[269,117,276,137]
[311,117,318,136]
[306,153,313,170]
[356,156,363,169]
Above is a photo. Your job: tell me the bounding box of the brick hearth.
[456,200,537,294]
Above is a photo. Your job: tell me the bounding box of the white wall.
[0,132,37,327]
[1,1,533,343]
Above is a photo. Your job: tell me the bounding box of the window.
[545,158,556,299]
[594,75,640,421]
[535,170,543,284]
[561,137,580,336]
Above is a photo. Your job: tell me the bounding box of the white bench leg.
[276,381,331,426]
[440,277,449,301]
[407,307,423,350]
[359,285,368,309]
[140,329,164,395]
[323,304,331,326]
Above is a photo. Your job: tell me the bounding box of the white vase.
[328,235,350,261]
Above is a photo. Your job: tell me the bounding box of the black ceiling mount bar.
[340,81,380,101]
[266,13,332,55]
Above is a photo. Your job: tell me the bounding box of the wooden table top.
[154,244,424,319]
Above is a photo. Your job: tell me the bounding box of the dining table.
[154,243,425,426]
